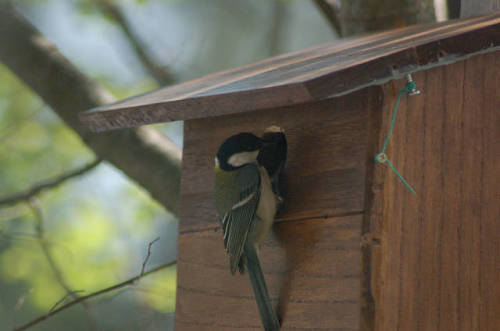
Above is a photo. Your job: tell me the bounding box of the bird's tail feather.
[245,245,280,331]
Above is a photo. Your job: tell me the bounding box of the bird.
[214,128,286,331]
[258,126,287,211]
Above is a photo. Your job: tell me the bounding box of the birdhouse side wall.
[363,51,500,331]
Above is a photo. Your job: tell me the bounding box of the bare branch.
[312,0,343,37]
[28,199,75,296]
[0,159,102,207]
[140,237,160,276]
[26,199,96,327]
[0,3,181,215]
[49,291,85,313]
[97,0,175,86]
[13,261,177,331]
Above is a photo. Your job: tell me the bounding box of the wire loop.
[375,78,419,194]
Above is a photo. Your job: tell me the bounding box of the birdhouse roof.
[80,13,500,132]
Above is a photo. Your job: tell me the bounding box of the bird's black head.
[258,127,287,178]
[216,132,262,171]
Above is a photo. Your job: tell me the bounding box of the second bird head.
[216,132,262,171]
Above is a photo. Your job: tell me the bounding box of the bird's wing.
[220,164,261,274]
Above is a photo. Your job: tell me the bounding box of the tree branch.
[460,0,499,18]
[447,0,461,19]
[27,199,97,329]
[0,159,102,207]
[338,0,436,36]
[97,0,175,86]
[28,199,76,297]
[140,237,160,276]
[0,3,181,215]
[267,1,286,56]
[13,261,177,331]
[312,0,343,37]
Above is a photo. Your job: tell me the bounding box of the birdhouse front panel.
[175,87,383,330]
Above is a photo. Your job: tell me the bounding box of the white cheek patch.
[228,150,259,167]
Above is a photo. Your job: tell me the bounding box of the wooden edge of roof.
[80,13,500,132]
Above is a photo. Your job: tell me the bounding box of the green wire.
[375,81,417,195]
[385,159,416,194]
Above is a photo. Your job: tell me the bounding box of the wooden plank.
[175,215,362,330]
[178,87,382,233]
[79,13,500,131]
[362,52,500,331]
[477,50,500,331]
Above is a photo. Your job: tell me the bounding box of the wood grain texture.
[178,87,382,233]
[175,216,362,331]
[363,52,500,331]
[80,13,500,131]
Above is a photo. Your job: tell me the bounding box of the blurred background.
[0,0,483,330]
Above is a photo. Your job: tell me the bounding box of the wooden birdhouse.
[81,13,500,331]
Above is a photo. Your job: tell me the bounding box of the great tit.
[214,129,286,331]
[258,126,287,211]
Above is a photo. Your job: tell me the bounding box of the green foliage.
[0,59,176,329]
[0,65,93,194]
[0,173,176,310]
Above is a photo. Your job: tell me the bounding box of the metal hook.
[405,74,421,96]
